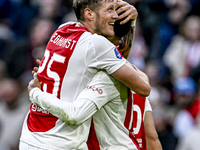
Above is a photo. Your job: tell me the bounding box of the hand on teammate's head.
[115,1,138,25]
[114,0,136,55]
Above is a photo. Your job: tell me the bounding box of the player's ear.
[84,8,95,21]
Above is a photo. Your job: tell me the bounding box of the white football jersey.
[78,71,146,150]
[20,23,126,150]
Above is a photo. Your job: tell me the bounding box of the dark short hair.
[73,0,114,21]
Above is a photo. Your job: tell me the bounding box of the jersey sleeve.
[88,34,126,74]
[29,87,98,125]
[77,71,120,109]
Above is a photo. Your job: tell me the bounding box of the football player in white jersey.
[27,27,162,150]
[27,23,161,150]
[19,0,150,150]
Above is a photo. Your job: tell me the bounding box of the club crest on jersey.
[114,47,122,59]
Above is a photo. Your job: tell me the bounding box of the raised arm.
[111,1,151,97]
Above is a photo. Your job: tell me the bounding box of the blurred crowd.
[0,0,200,150]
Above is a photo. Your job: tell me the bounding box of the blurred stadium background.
[0,0,200,150]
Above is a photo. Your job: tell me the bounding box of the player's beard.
[94,17,102,36]
[94,14,114,37]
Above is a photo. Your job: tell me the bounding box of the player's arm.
[109,21,150,97]
[28,73,97,125]
[112,25,151,96]
[132,64,149,83]
[111,62,150,97]
[28,72,117,125]
[93,38,150,97]
[111,2,151,96]
[117,27,150,85]
[144,111,163,150]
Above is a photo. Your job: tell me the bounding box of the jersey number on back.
[38,50,66,97]
[125,92,143,134]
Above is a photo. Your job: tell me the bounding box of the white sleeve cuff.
[29,87,42,103]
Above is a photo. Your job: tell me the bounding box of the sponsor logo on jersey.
[87,86,103,95]
[114,47,122,59]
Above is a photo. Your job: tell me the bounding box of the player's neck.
[76,21,95,34]
[76,22,84,27]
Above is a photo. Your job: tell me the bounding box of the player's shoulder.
[90,33,107,40]
[89,34,114,48]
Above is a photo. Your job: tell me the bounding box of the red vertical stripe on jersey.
[132,93,147,150]
[87,119,101,150]
[124,89,133,129]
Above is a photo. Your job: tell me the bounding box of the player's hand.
[32,59,41,74]
[115,0,138,24]
[27,72,41,95]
